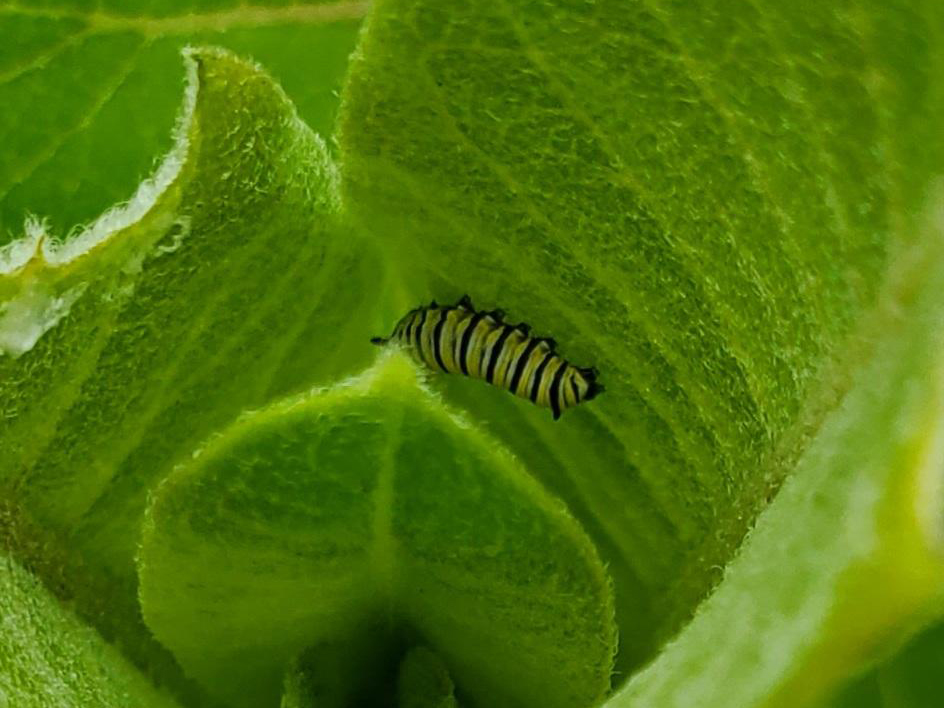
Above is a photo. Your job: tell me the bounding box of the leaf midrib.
[371,406,400,626]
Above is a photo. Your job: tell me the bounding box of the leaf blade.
[337,0,944,669]
[0,552,183,708]
[138,352,617,708]
[1,44,379,691]
[0,2,365,240]
[606,201,944,708]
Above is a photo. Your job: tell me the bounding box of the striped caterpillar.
[371,295,603,419]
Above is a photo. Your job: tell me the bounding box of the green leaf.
[138,352,617,708]
[397,646,460,708]
[1,44,376,688]
[280,638,390,708]
[3,1,944,706]
[338,0,944,669]
[0,551,182,708]
[605,217,944,707]
[820,619,944,708]
[0,1,364,241]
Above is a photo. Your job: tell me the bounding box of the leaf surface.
[338,0,944,667]
[0,44,377,690]
[1,0,944,706]
[606,210,944,707]
[0,551,182,708]
[138,352,617,708]
[0,0,364,240]
[820,619,944,708]
[397,646,460,708]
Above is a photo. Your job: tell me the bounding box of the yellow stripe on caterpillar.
[371,295,603,419]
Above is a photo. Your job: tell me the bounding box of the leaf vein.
[1,1,368,37]
[71,223,333,529]
[0,27,90,85]
[409,60,760,455]
[0,38,143,202]
[361,155,731,482]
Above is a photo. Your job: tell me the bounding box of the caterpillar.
[371,295,603,419]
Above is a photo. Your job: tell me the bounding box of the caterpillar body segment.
[371,296,603,419]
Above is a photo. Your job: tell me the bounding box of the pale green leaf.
[138,352,617,708]
[2,0,944,706]
[1,44,376,691]
[605,213,944,707]
[0,0,364,240]
[338,0,944,673]
[0,550,182,708]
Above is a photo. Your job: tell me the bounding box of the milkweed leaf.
[138,352,617,708]
[1,0,943,706]
[0,551,182,708]
[606,214,944,707]
[397,646,460,708]
[820,619,944,708]
[0,45,377,690]
[338,0,944,674]
[0,3,363,240]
